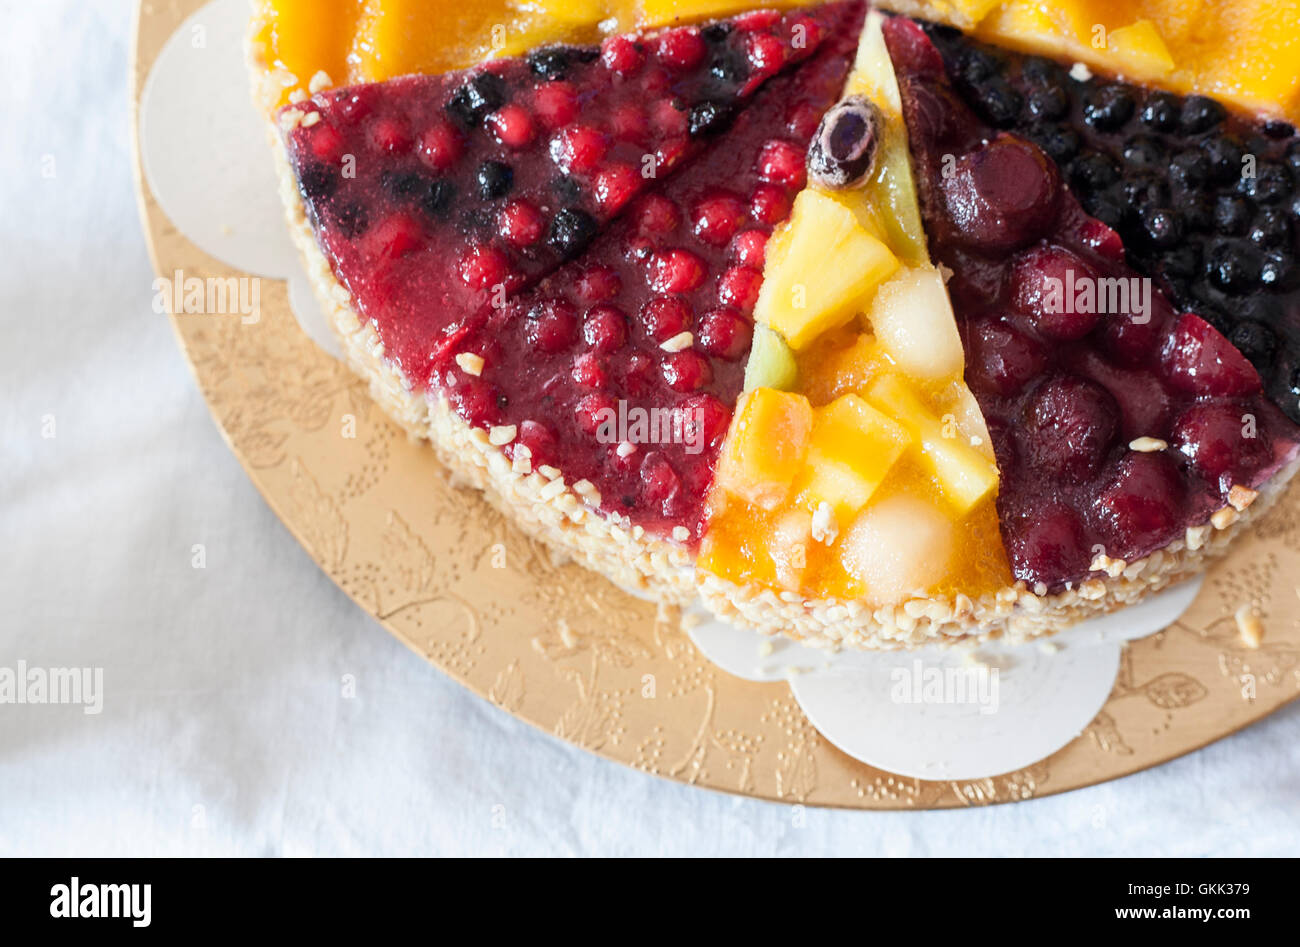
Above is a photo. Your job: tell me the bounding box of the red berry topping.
[531,81,579,130]
[1161,314,1262,398]
[656,28,706,72]
[756,139,807,190]
[610,104,649,143]
[498,200,544,247]
[662,349,713,392]
[676,393,733,451]
[571,352,609,390]
[601,35,644,76]
[459,243,509,289]
[515,419,558,468]
[650,99,690,139]
[524,299,578,354]
[594,162,641,213]
[717,266,763,313]
[366,214,423,260]
[574,265,621,304]
[639,296,693,343]
[309,124,345,163]
[784,100,823,140]
[1095,453,1186,558]
[697,307,753,360]
[419,121,462,171]
[635,194,681,235]
[640,452,682,510]
[967,317,1049,396]
[647,248,707,293]
[746,31,787,76]
[575,393,617,436]
[369,116,411,154]
[582,305,628,353]
[447,376,502,428]
[734,10,781,31]
[549,125,608,174]
[1007,504,1092,585]
[1022,375,1119,482]
[731,229,768,268]
[749,183,792,224]
[692,192,746,247]
[485,104,535,149]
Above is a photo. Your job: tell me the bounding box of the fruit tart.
[249,0,1300,649]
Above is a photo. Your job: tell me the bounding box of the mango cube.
[1107,20,1176,78]
[755,191,900,351]
[795,395,911,519]
[716,389,814,511]
[866,374,998,513]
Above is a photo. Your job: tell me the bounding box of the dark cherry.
[1172,402,1269,484]
[1161,313,1262,397]
[1007,504,1092,587]
[942,136,1060,250]
[1022,375,1119,482]
[1094,453,1185,559]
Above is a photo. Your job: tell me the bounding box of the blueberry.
[446,72,508,127]
[1122,174,1169,210]
[1083,85,1134,131]
[709,50,748,84]
[1286,141,1300,174]
[1122,135,1162,169]
[1083,187,1126,228]
[1021,56,1066,85]
[688,100,735,137]
[1180,194,1213,232]
[1228,321,1277,368]
[1262,251,1297,290]
[552,175,582,202]
[1026,86,1068,120]
[1160,243,1202,282]
[1263,119,1296,139]
[1031,125,1080,163]
[1140,208,1183,249]
[331,202,370,239]
[1239,163,1293,204]
[1204,136,1246,184]
[959,47,999,83]
[380,170,427,201]
[1249,208,1291,247]
[1214,195,1251,235]
[974,80,1022,127]
[1181,95,1226,133]
[298,163,338,202]
[528,46,575,81]
[1139,93,1179,131]
[477,160,514,200]
[1070,151,1120,193]
[419,179,455,219]
[547,207,597,259]
[1206,241,1262,291]
[1169,151,1209,190]
[701,23,732,43]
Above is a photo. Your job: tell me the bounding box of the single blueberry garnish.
[1169,150,1209,190]
[806,95,881,190]
[688,101,735,138]
[547,207,597,259]
[477,160,514,200]
[1250,208,1291,247]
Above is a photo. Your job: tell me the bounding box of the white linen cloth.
[0,0,1296,856]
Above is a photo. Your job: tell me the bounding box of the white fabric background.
[1,0,1297,857]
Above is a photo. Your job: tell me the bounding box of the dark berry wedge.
[912,21,1300,425]
[886,15,1300,592]
[279,2,866,543]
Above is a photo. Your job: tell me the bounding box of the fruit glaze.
[279,4,866,542]
[884,15,1300,592]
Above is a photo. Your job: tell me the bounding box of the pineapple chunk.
[755,191,900,351]
[865,266,964,381]
[795,394,911,520]
[841,496,954,601]
[1107,20,1176,78]
[866,374,998,513]
[716,389,813,511]
[743,324,798,392]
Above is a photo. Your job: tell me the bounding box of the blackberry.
[1032,124,1080,163]
[1083,85,1134,131]
[1204,136,1246,184]
[1181,95,1226,133]
[446,72,507,127]
[973,80,1022,127]
[688,100,735,137]
[1139,93,1179,131]
[1140,208,1183,249]
[1026,85,1068,120]
[1249,208,1291,247]
[547,207,597,259]
[1214,196,1251,235]
[1228,320,1278,368]
[1070,151,1120,193]
[1206,241,1262,291]
[477,160,514,200]
[1238,163,1293,204]
[1122,174,1169,211]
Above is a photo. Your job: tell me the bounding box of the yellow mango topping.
[795,395,912,520]
[1106,20,1176,78]
[716,389,814,512]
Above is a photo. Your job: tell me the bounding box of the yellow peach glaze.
[697,12,1012,609]
[251,0,810,106]
[907,0,1300,123]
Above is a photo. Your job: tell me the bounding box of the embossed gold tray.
[132,0,1300,808]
